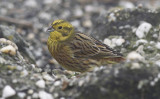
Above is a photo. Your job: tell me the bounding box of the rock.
[71,20,80,27]
[0,45,16,56]
[28,89,34,94]
[74,6,83,17]
[0,38,18,50]
[115,37,125,46]
[54,81,61,86]
[36,80,45,88]
[2,85,16,98]
[24,0,38,8]
[135,22,152,38]
[103,37,125,48]
[155,61,160,67]
[104,38,112,47]
[43,0,54,4]
[127,51,144,60]
[21,69,29,77]
[91,8,160,39]
[82,19,92,28]
[108,13,116,22]
[135,39,148,46]
[155,42,160,49]
[0,25,35,63]
[32,92,39,98]
[39,12,51,21]
[17,92,26,99]
[131,62,141,69]
[119,1,135,9]
[43,73,55,81]
[39,91,53,99]
[84,5,99,13]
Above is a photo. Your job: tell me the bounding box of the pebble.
[0,45,16,56]
[52,0,61,5]
[16,66,23,71]
[104,38,112,47]
[78,80,85,87]
[7,3,14,9]
[104,37,124,47]
[82,19,92,28]
[115,37,125,46]
[153,33,158,38]
[60,10,70,19]
[74,6,83,17]
[36,59,46,67]
[71,20,80,27]
[119,1,135,9]
[108,13,116,22]
[150,81,156,86]
[150,41,155,44]
[158,73,160,78]
[84,5,95,12]
[136,22,152,38]
[28,89,34,94]
[54,81,61,86]
[137,80,147,89]
[17,92,26,99]
[0,8,7,15]
[24,0,38,8]
[114,69,119,76]
[27,96,32,99]
[0,38,18,50]
[135,39,148,46]
[43,74,54,81]
[21,69,29,77]
[39,12,51,21]
[39,91,53,99]
[155,61,160,67]
[127,51,144,60]
[36,80,45,88]
[12,79,18,83]
[60,97,65,99]
[27,33,35,40]
[34,48,43,57]
[136,45,145,55]
[43,0,54,4]
[32,92,39,98]
[131,63,141,69]
[2,85,16,98]
[0,57,6,64]
[155,42,160,49]
[53,93,59,98]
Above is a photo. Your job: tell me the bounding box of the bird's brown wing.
[69,32,123,58]
[91,36,124,58]
[69,32,100,58]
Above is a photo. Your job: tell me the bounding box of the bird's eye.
[58,26,62,29]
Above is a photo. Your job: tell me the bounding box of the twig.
[0,16,33,28]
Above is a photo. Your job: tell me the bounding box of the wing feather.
[69,32,123,58]
[69,33,100,58]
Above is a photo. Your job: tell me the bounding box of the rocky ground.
[0,0,160,99]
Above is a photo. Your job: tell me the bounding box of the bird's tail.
[99,57,125,64]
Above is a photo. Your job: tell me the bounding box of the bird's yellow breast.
[47,36,73,62]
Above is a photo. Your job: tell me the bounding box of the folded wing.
[69,32,123,59]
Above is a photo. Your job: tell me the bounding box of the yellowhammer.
[47,19,125,72]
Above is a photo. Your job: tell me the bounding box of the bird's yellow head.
[47,20,75,42]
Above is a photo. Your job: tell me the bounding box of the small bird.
[47,19,125,72]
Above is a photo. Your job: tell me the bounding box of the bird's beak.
[47,26,54,32]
